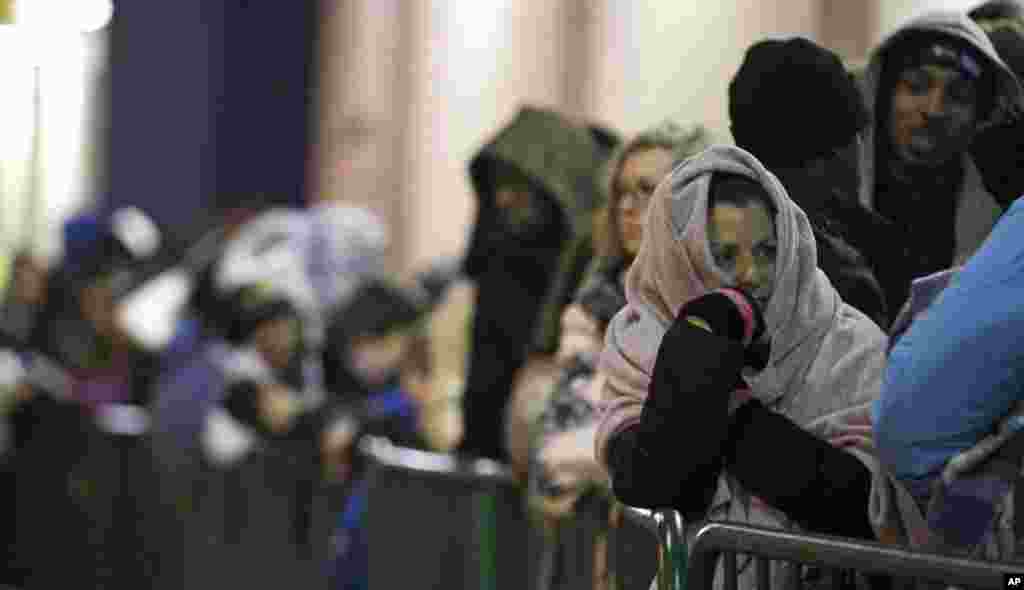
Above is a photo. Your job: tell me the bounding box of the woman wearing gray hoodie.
[595,145,891,588]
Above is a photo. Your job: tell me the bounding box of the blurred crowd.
[5,2,1024,589]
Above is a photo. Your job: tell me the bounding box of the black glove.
[725,399,876,541]
[677,288,766,349]
[612,289,755,513]
[644,288,766,429]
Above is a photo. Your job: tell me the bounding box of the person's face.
[707,199,778,309]
[254,315,301,372]
[348,330,411,389]
[615,147,675,258]
[81,278,118,340]
[493,164,545,234]
[888,64,980,167]
[13,258,46,307]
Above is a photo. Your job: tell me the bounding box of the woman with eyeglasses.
[512,122,707,589]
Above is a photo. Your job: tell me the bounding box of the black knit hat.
[729,37,869,169]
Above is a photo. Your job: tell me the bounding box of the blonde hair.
[594,121,710,259]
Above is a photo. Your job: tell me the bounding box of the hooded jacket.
[870,198,1024,560]
[460,107,606,460]
[463,107,607,279]
[595,146,896,587]
[857,11,1023,308]
[875,197,1024,482]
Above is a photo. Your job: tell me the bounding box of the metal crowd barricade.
[361,435,544,590]
[11,401,181,590]
[622,506,688,590]
[537,492,658,590]
[625,504,1022,590]
[688,521,1021,589]
[360,436,659,590]
[176,436,333,590]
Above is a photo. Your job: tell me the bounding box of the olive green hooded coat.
[460,106,609,460]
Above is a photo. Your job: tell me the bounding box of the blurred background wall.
[107,0,319,250]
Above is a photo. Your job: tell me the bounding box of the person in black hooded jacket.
[459,106,607,462]
[729,37,892,328]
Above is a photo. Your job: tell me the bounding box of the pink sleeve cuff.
[728,387,754,415]
[717,288,757,347]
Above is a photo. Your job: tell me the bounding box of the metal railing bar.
[621,506,687,589]
[654,509,687,590]
[688,521,1016,590]
[755,556,770,590]
[789,562,803,589]
[723,552,737,590]
[621,505,659,536]
[359,436,516,486]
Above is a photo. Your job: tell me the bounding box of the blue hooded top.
[873,196,1024,482]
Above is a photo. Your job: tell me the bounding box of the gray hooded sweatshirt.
[596,145,892,589]
[857,11,1023,268]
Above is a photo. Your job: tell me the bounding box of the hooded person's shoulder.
[809,301,888,388]
[834,301,888,350]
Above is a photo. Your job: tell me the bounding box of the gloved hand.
[617,289,764,512]
[675,287,765,349]
[648,288,766,419]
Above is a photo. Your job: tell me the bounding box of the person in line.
[320,280,440,590]
[0,252,48,349]
[459,106,608,462]
[507,120,707,481]
[729,36,891,327]
[200,283,309,468]
[874,194,1024,560]
[595,145,890,588]
[855,10,1022,316]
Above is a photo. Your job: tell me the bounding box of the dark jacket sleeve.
[970,115,1024,211]
[725,400,876,540]
[605,322,745,519]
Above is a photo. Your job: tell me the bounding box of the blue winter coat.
[873,197,1024,482]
